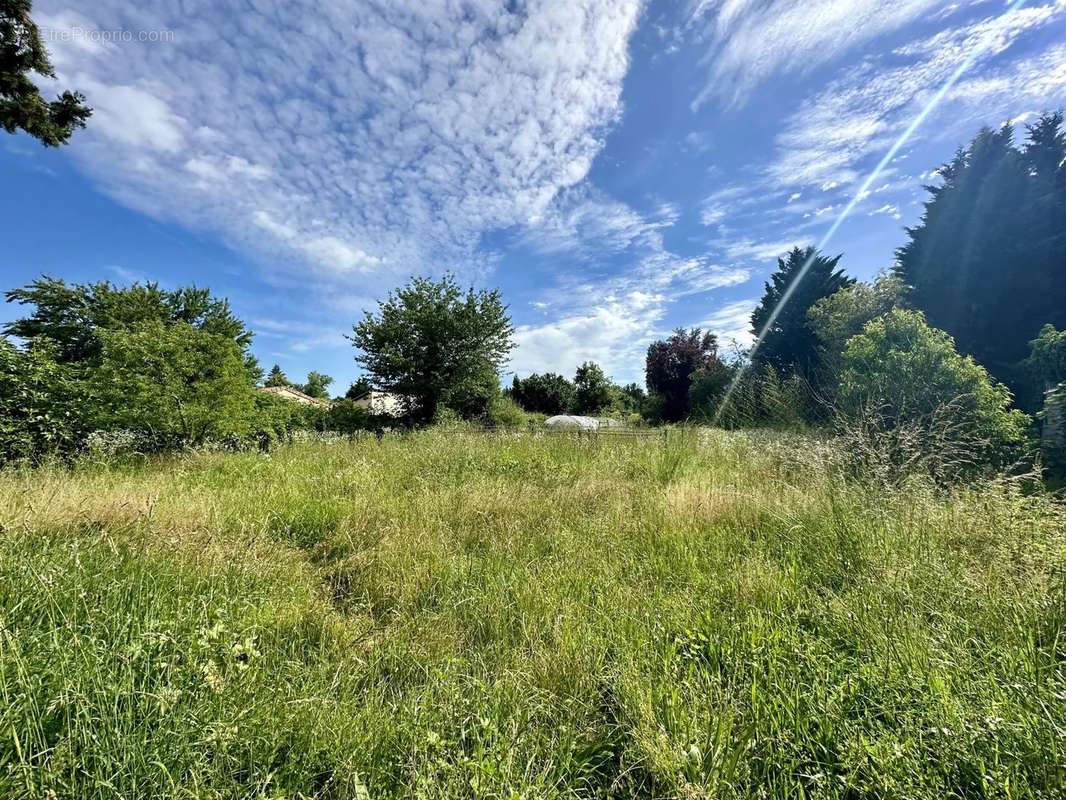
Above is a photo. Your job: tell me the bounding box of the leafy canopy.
[1,0,91,145]
[350,275,514,421]
[645,328,723,422]
[807,272,905,384]
[838,309,1029,471]
[91,322,256,448]
[508,372,574,416]
[1025,324,1066,395]
[0,336,87,462]
[301,371,334,400]
[4,277,258,380]
[264,364,291,388]
[571,361,613,415]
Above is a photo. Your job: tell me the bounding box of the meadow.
[0,428,1063,799]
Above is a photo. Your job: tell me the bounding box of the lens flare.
[713,0,1031,424]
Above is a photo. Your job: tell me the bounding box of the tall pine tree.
[895,113,1066,405]
[750,246,853,383]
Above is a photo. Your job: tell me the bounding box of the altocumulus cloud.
[34,0,642,289]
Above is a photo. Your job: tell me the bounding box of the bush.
[321,399,375,435]
[712,363,815,430]
[0,337,89,463]
[836,310,1030,480]
[1041,382,1066,484]
[688,363,734,422]
[91,323,257,450]
[249,394,324,449]
[485,395,529,428]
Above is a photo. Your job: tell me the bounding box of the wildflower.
[201,660,225,692]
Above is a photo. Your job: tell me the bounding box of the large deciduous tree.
[350,275,514,422]
[895,114,1066,402]
[1,0,91,145]
[645,328,724,422]
[508,372,574,415]
[4,277,258,381]
[807,272,905,387]
[571,361,613,415]
[751,246,853,383]
[0,336,87,462]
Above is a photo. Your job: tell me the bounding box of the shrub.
[321,399,375,435]
[688,363,734,422]
[485,395,528,428]
[807,272,905,389]
[249,394,324,448]
[508,372,574,415]
[0,337,89,463]
[836,309,1030,480]
[91,322,256,449]
[1041,382,1066,484]
[712,363,815,430]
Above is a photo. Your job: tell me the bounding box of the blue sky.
[3,0,1065,390]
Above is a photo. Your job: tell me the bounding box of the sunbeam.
[713,0,1033,423]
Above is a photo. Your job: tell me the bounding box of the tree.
[1,0,92,145]
[807,272,905,383]
[645,328,724,422]
[0,336,87,462]
[895,115,1066,400]
[92,322,255,448]
[837,310,1029,475]
[345,377,373,400]
[264,364,291,388]
[618,383,646,411]
[1025,324,1066,395]
[4,277,258,380]
[508,372,574,415]
[301,371,334,400]
[751,246,853,382]
[571,361,612,415]
[350,275,514,422]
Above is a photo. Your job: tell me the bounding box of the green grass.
[0,428,1063,798]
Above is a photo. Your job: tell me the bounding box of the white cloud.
[517,186,678,258]
[511,292,665,383]
[699,201,726,227]
[720,237,812,262]
[766,2,1066,191]
[699,298,758,349]
[868,203,901,218]
[508,192,751,382]
[108,265,149,284]
[36,0,643,289]
[688,0,944,107]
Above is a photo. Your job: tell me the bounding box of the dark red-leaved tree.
[645,328,724,422]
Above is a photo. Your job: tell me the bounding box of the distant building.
[258,385,330,408]
[352,391,404,416]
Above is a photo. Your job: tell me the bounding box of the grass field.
[1,429,1064,799]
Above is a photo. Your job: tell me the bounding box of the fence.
[472,423,670,439]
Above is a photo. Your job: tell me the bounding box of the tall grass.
[1,429,1063,798]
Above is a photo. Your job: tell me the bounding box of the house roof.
[258,385,330,407]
